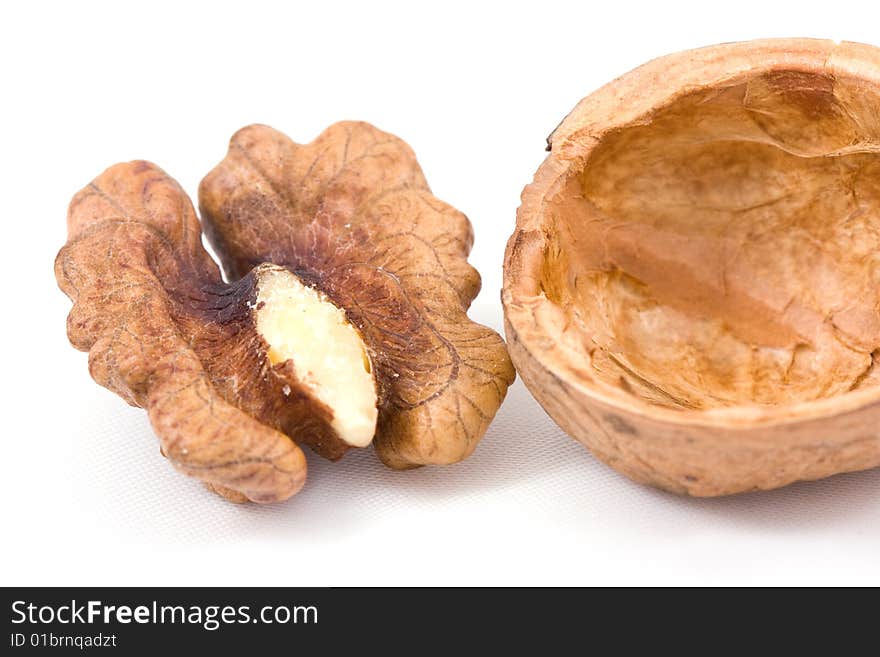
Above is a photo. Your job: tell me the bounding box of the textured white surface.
[2,0,879,586]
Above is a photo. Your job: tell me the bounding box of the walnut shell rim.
[503,39,880,496]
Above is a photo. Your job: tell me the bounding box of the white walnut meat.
[55,122,514,503]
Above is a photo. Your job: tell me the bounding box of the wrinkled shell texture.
[503,39,880,496]
[56,122,514,503]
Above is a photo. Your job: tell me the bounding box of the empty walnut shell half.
[56,121,514,503]
[503,39,880,496]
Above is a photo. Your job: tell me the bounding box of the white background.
[2,0,879,586]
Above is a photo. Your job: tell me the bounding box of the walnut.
[56,122,514,503]
[503,39,880,496]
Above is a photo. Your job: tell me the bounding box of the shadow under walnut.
[503,39,880,496]
[56,122,514,504]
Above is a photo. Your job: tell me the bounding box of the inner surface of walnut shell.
[543,69,880,410]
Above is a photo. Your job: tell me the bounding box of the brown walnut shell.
[503,39,880,496]
[56,122,514,503]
